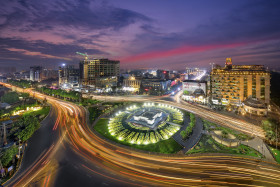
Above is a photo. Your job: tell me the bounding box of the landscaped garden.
[92,103,185,154]
[180,113,195,140]
[107,103,183,145]
[94,118,182,154]
[186,134,263,158]
[203,119,252,141]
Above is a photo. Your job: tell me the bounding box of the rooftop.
[243,97,267,109]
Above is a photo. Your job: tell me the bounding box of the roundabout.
[108,102,184,145]
[2,83,280,187]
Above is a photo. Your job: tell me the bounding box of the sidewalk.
[242,137,277,163]
[173,116,203,154]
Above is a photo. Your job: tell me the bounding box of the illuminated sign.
[182,81,206,95]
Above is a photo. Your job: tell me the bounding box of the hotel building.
[211,58,270,106]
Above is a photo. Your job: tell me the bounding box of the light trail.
[1,82,279,187]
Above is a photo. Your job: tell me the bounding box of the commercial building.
[141,79,171,95]
[242,97,268,116]
[80,58,120,88]
[30,66,42,82]
[210,58,270,106]
[123,76,142,92]
[59,65,79,88]
[156,70,169,79]
[41,69,58,80]
[182,80,207,104]
[185,67,205,80]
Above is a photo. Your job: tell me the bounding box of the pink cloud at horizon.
[120,42,252,64]
[120,42,256,63]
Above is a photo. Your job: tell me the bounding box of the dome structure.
[242,97,267,116]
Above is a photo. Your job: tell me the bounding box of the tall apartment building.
[30,66,42,82]
[79,58,120,88]
[211,58,270,105]
[58,65,79,87]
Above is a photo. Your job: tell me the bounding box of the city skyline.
[1,0,280,70]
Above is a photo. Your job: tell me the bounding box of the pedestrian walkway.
[242,137,277,163]
[173,116,203,154]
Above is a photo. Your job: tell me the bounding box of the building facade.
[211,58,270,106]
[141,79,171,95]
[182,80,207,104]
[80,58,120,88]
[59,65,79,88]
[42,69,58,80]
[156,70,169,79]
[123,76,142,92]
[30,66,42,82]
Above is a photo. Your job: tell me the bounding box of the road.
[88,92,265,137]
[1,83,280,187]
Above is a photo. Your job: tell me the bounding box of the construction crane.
[76,52,89,60]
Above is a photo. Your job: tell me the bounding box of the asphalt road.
[1,83,280,187]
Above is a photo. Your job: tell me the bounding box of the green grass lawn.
[203,120,252,141]
[186,134,263,158]
[269,146,280,164]
[94,118,182,154]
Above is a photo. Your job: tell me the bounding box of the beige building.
[80,58,120,88]
[211,58,270,106]
[123,76,142,91]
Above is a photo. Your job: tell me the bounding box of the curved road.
[1,83,280,187]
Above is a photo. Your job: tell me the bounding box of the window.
[252,76,256,98]
[260,77,265,99]
[244,77,248,98]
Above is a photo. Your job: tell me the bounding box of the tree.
[183,90,189,95]
[262,119,277,142]
[1,92,20,104]
[14,115,40,141]
[1,145,18,167]
[180,130,187,140]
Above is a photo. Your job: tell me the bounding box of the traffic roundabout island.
[108,103,183,145]
[93,102,185,153]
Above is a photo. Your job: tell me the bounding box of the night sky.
[1,0,280,70]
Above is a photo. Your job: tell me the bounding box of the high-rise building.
[211,58,270,105]
[79,58,120,88]
[30,66,42,82]
[41,69,58,80]
[58,65,79,88]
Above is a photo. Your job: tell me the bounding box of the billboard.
[183,81,206,95]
